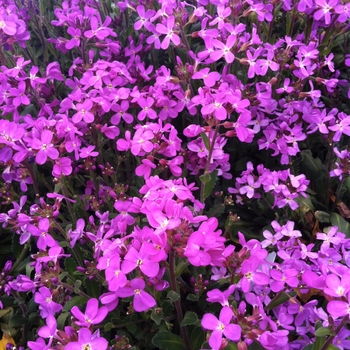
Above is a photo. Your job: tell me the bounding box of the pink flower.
[210,35,236,63]
[10,81,30,107]
[122,245,160,277]
[137,97,157,120]
[31,130,59,165]
[201,306,241,350]
[156,16,180,49]
[65,328,108,350]
[115,278,156,312]
[71,298,108,327]
[134,5,155,30]
[192,68,221,88]
[52,157,72,177]
[72,99,94,124]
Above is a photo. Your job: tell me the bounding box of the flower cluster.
[0,0,349,349]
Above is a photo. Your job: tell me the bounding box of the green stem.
[169,249,191,350]
[199,122,220,206]
[59,282,91,300]
[53,220,84,267]
[9,243,30,275]
[61,177,77,223]
[319,315,348,350]
[23,161,39,197]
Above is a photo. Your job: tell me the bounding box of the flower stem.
[320,315,349,350]
[169,249,191,350]
[200,121,220,206]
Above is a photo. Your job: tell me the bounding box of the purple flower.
[65,328,108,350]
[38,314,57,340]
[156,16,180,49]
[324,273,350,297]
[192,68,221,88]
[79,146,99,158]
[122,245,160,278]
[31,130,59,165]
[201,306,241,350]
[104,256,127,291]
[240,256,270,292]
[34,287,62,318]
[327,292,350,318]
[115,278,156,312]
[71,298,108,327]
[134,5,155,31]
[210,35,235,63]
[137,97,157,120]
[72,99,94,124]
[27,218,56,250]
[66,27,81,49]
[52,157,72,177]
[9,81,30,107]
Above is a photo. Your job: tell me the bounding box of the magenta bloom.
[210,35,236,63]
[122,246,159,278]
[156,16,180,49]
[137,97,157,120]
[72,99,94,124]
[66,27,81,49]
[201,306,241,350]
[27,218,56,250]
[105,257,127,292]
[31,130,59,165]
[192,68,221,88]
[65,328,108,350]
[34,287,62,318]
[115,278,156,312]
[38,314,57,340]
[324,273,350,297]
[71,298,108,327]
[240,256,270,292]
[10,81,30,107]
[52,157,72,177]
[134,5,155,30]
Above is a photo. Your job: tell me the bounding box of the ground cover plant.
[0,0,350,349]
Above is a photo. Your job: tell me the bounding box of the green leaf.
[186,293,199,301]
[199,173,211,184]
[167,291,180,302]
[104,322,114,332]
[200,132,210,151]
[315,211,331,223]
[226,342,239,350]
[248,342,263,350]
[295,195,315,213]
[303,345,313,350]
[152,331,185,350]
[344,177,350,194]
[189,327,205,350]
[64,258,77,278]
[74,279,82,293]
[63,295,87,312]
[9,314,25,327]
[265,291,296,311]
[203,170,218,201]
[315,327,333,337]
[0,308,12,318]
[175,260,189,277]
[84,278,101,298]
[180,311,199,326]
[330,213,350,237]
[326,345,341,350]
[151,308,164,326]
[11,233,22,259]
[57,312,69,329]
